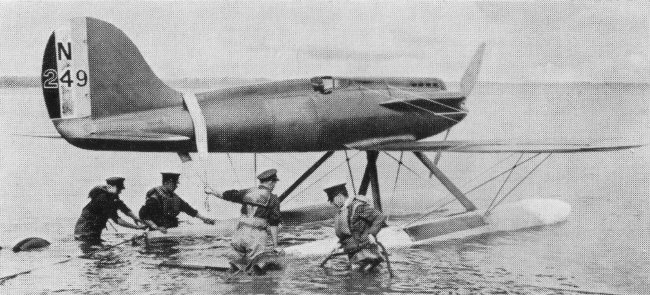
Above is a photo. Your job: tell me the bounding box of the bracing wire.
[485,154,525,212]
[459,154,516,189]
[485,154,552,215]
[283,151,362,204]
[387,152,404,222]
[381,151,449,196]
[403,153,540,227]
[403,198,457,227]
[464,153,542,195]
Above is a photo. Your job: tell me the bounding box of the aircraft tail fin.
[459,43,486,96]
[41,17,182,120]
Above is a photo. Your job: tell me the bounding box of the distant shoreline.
[1,76,647,88]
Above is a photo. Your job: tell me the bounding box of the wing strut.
[279,151,335,202]
[412,152,477,211]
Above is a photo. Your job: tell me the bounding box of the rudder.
[41,17,182,120]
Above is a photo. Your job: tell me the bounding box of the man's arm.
[115,199,143,225]
[178,198,216,225]
[142,219,167,234]
[269,226,279,248]
[195,212,216,225]
[114,217,146,230]
[205,186,247,204]
[138,197,167,233]
[267,196,282,249]
[357,203,387,239]
[124,210,144,225]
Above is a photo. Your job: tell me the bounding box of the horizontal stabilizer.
[11,133,63,139]
[84,131,190,142]
[354,139,644,153]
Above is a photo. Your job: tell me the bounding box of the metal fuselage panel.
[56,78,466,153]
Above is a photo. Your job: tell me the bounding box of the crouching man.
[204,169,283,274]
[325,183,387,271]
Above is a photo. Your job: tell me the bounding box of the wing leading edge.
[349,139,643,153]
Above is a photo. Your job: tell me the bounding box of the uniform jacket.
[222,185,282,226]
[74,185,132,238]
[138,185,198,228]
[334,196,386,252]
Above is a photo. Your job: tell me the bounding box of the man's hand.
[367,234,377,245]
[204,186,221,197]
[203,185,213,195]
[135,224,147,230]
[157,226,167,234]
[273,248,285,256]
[202,217,216,225]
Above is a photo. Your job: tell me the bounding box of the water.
[0,83,648,294]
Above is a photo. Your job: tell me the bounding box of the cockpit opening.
[310,76,334,94]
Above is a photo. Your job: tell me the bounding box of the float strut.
[279,151,335,202]
[412,151,477,212]
[359,151,382,212]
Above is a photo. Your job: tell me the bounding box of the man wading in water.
[139,172,216,233]
[204,169,283,274]
[74,177,145,244]
[325,183,387,271]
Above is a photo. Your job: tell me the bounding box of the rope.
[485,154,552,215]
[227,153,243,188]
[253,153,257,185]
[180,160,211,211]
[283,151,362,204]
[344,150,357,194]
[259,153,290,172]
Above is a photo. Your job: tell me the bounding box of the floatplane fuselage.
[50,77,465,153]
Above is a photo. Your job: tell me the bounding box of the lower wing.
[349,139,643,153]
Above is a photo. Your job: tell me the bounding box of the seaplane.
[38,17,641,259]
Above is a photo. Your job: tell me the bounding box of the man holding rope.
[324,183,387,271]
[139,172,216,233]
[204,169,283,274]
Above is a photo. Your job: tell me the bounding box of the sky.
[0,1,648,83]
